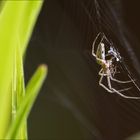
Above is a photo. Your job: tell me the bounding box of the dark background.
[25,0,140,140]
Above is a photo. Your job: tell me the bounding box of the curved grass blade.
[12,42,27,139]
[0,2,27,137]
[0,1,44,138]
[18,1,43,55]
[6,65,47,139]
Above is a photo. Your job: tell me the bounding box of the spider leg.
[99,74,133,94]
[112,66,121,76]
[98,68,105,76]
[128,75,140,92]
[92,32,103,57]
[114,87,132,92]
[99,68,111,76]
[98,69,103,75]
[107,75,132,92]
[99,69,131,84]
[99,74,114,93]
[107,76,140,99]
[110,75,132,83]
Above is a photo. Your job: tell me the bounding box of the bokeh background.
[25,0,140,140]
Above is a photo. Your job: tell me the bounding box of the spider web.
[79,0,140,98]
[55,0,140,139]
[78,0,140,139]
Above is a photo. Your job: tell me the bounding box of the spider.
[92,32,140,99]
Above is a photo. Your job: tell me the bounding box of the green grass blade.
[12,1,43,139]
[0,2,26,137]
[0,1,44,138]
[12,42,27,139]
[6,65,47,139]
[18,1,43,55]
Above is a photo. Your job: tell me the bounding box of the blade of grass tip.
[11,1,43,139]
[6,65,47,139]
[14,1,44,139]
[0,1,43,138]
[18,1,44,55]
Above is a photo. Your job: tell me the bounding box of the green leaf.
[17,1,43,55]
[0,1,44,139]
[12,42,27,139]
[6,65,47,139]
[0,2,25,137]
